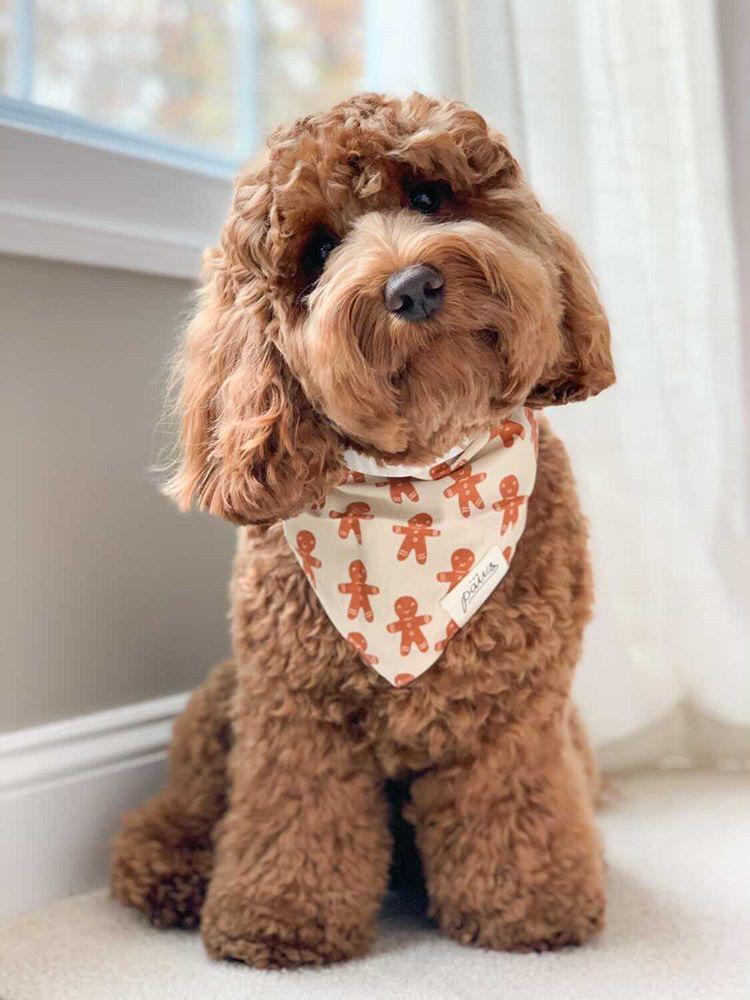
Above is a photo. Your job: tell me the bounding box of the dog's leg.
[111,658,235,928]
[407,709,605,952]
[200,702,391,969]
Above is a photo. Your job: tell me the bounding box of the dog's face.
[169,93,614,523]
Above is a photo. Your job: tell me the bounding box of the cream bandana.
[283,406,539,687]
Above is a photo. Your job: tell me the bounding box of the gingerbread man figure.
[490,418,525,448]
[387,596,432,656]
[492,474,527,535]
[338,560,379,622]
[295,530,321,584]
[340,469,365,485]
[376,477,420,504]
[329,501,373,543]
[435,619,459,652]
[346,632,379,666]
[429,460,452,481]
[436,548,475,592]
[393,512,440,564]
[394,672,415,687]
[443,464,487,517]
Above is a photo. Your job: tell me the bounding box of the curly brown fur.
[112,92,614,968]
[111,659,235,929]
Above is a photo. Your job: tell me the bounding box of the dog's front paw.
[201,893,374,969]
[434,891,605,953]
[111,809,212,930]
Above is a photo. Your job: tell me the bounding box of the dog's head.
[168,93,614,523]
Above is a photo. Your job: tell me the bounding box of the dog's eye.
[409,182,446,214]
[302,229,340,278]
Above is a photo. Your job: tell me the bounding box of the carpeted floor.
[1,771,748,1000]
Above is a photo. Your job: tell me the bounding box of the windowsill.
[0,99,236,281]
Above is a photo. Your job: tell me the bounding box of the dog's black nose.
[384,264,444,321]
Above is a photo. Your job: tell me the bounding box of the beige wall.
[1,253,235,732]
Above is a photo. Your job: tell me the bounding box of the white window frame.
[0,0,428,281]
[0,94,237,282]
[0,0,268,280]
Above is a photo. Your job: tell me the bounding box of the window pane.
[1,0,365,161]
[257,0,364,137]
[32,1,239,153]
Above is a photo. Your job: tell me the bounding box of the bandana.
[283,406,539,686]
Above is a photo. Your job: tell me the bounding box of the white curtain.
[368,0,750,769]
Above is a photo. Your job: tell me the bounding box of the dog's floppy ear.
[526,219,615,406]
[166,254,342,525]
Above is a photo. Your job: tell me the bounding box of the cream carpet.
[1,771,748,1000]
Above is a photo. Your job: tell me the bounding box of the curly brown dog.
[111,92,615,969]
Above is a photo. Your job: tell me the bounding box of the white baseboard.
[0,692,189,922]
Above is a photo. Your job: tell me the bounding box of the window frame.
[0,95,242,177]
[0,95,235,281]
[0,0,256,282]
[4,0,260,168]
[0,0,380,280]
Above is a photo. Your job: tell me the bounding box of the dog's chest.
[232,424,592,770]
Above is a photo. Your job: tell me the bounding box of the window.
[0,0,372,279]
[0,0,365,167]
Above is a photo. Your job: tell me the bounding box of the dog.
[112,92,615,968]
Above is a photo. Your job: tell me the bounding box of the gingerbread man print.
[443,464,487,517]
[429,459,452,481]
[393,512,440,564]
[376,477,420,504]
[329,501,373,543]
[338,560,379,622]
[490,418,525,448]
[387,596,432,655]
[340,469,365,485]
[346,632,379,666]
[435,619,459,652]
[295,530,321,584]
[394,672,415,687]
[492,474,527,534]
[436,548,475,593]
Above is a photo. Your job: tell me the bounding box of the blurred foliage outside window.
[0,0,364,162]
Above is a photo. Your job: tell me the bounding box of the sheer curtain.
[368,0,750,769]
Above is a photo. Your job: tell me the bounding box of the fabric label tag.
[440,544,505,628]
